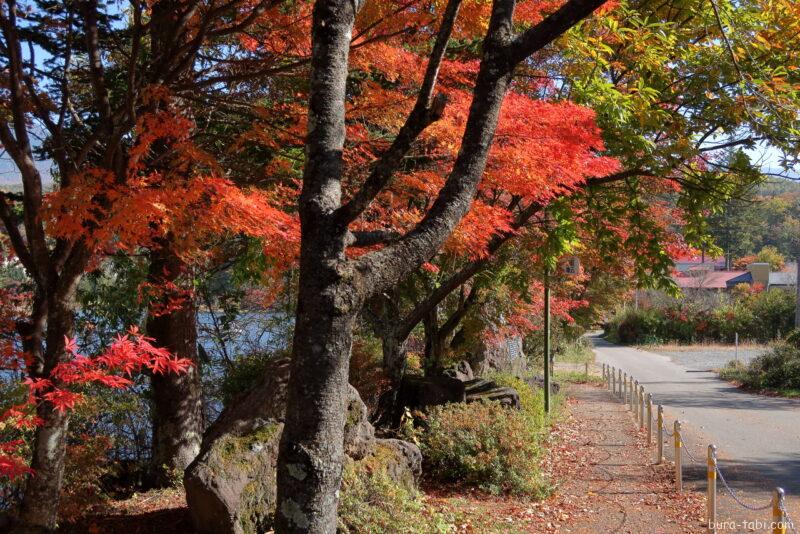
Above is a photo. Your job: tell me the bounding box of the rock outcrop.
[184,358,415,534]
[464,378,520,409]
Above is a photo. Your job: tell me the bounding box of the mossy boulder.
[185,421,282,534]
[185,358,395,534]
[337,440,425,534]
[367,438,422,491]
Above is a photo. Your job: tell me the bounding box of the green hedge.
[605,289,796,344]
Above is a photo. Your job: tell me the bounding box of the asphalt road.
[590,334,800,503]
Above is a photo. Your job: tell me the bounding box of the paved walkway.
[591,334,800,530]
[549,383,705,533]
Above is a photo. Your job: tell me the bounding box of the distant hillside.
[756,178,800,198]
[0,183,24,194]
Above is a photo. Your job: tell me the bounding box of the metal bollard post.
[633,380,639,415]
[657,405,664,464]
[773,487,787,534]
[629,377,634,410]
[647,393,653,445]
[639,385,645,430]
[612,367,616,395]
[674,420,683,492]
[707,445,717,533]
[585,361,589,377]
[602,363,606,386]
[618,369,623,399]
[623,372,628,404]
[623,374,628,404]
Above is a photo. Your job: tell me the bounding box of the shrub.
[747,289,795,341]
[419,400,547,496]
[720,337,800,393]
[605,289,796,345]
[606,308,662,344]
[490,373,548,432]
[59,435,113,521]
[338,455,452,533]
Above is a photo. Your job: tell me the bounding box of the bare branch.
[508,0,609,66]
[80,0,114,137]
[334,0,462,226]
[0,192,37,280]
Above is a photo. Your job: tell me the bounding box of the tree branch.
[0,192,38,280]
[508,0,609,66]
[333,0,463,226]
[347,230,402,247]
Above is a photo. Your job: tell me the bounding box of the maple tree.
[0,278,191,481]
[270,0,619,529]
[0,0,299,528]
[357,0,800,386]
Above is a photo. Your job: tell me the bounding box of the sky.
[2,140,795,188]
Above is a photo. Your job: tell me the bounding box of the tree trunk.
[273,0,605,529]
[423,307,446,375]
[275,253,357,532]
[146,248,204,485]
[15,290,79,532]
[373,293,407,384]
[382,333,407,385]
[15,405,70,532]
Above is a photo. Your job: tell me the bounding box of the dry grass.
[638,341,768,352]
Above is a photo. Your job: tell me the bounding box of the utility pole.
[795,253,799,329]
[544,267,551,414]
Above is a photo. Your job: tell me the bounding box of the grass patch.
[557,338,595,363]
[339,458,454,533]
[554,370,605,385]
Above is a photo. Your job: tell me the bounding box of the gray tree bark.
[15,276,85,532]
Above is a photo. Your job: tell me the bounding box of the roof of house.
[769,271,796,286]
[673,271,751,289]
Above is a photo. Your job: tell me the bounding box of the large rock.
[343,384,375,461]
[396,374,466,411]
[184,359,392,534]
[372,438,422,490]
[381,370,526,426]
[442,360,474,381]
[470,336,527,375]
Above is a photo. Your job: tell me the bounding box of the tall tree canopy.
[0,0,797,530]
